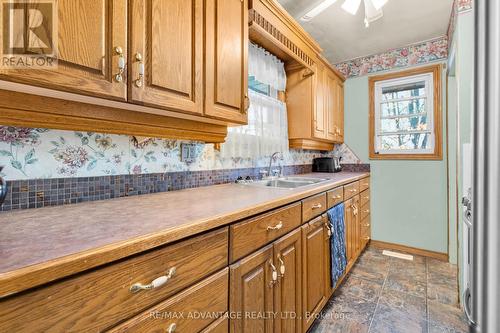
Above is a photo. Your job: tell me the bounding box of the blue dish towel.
[327,203,347,288]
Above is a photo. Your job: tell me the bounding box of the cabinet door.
[326,71,337,141]
[129,0,203,114]
[353,194,361,257]
[0,0,127,100]
[302,216,328,332]
[334,78,345,142]
[230,245,274,333]
[313,63,327,139]
[273,229,302,333]
[344,198,353,265]
[205,0,248,123]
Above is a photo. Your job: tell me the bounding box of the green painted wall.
[344,65,449,254]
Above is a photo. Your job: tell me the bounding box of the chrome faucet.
[268,152,284,178]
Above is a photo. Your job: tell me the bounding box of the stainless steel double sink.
[246,176,329,189]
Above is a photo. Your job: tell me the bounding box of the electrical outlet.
[181,143,197,164]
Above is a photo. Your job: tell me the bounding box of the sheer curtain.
[221,43,288,159]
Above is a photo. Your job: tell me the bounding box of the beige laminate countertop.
[0,171,369,297]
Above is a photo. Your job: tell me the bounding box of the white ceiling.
[278,0,454,64]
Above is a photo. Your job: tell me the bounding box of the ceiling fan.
[300,0,388,27]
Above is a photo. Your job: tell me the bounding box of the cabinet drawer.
[302,193,327,221]
[201,316,228,333]
[110,269,229,333]
[344,181,360,200]
[360,202,370,221]
[360,177,370,192]
[230,203,301,262]
[327,187,344,208]
[0,228,228,333]
[360,189,370,206]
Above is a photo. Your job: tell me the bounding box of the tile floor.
[310,246,469,333]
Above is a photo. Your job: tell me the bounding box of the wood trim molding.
[288,138,335,151]
[370,240,449,261]
[368,64,443,160]
[0,90,228,143]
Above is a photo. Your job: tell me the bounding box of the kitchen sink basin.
[247,176,329,189]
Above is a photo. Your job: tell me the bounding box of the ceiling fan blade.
[342,0,362,15]
[370,0,388,11]
[364,0,383,21]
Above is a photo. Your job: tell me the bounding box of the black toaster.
[312,157,342,173]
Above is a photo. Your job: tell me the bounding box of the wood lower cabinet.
[205,0,248,123]
[230,245,275,333]
[109,269,229,333]
[0,178,371,333]
[301,215,330,332]
[273,229,302,333]
[0,0,128,100]
[129,0,204,114]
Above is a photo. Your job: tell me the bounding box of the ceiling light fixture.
[342,0,388,27]
[300,0,338,22]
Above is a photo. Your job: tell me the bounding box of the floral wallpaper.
[335,37,448,78]
[458,0,472,12]
[0,126,363,181]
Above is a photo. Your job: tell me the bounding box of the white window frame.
[374,72,435,155]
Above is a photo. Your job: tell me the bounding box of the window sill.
[369,151,443,160]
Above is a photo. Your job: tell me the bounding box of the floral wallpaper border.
[334,37,448,78]
[0,126,362,181]
[458,0,473,12]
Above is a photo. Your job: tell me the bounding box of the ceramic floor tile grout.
[366,256,392,333]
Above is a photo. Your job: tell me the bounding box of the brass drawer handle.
[325,222,332,237]
[267,221,283,231]
[349,189,357,193]
[364,196,369,200]
[134,52,144,88]
[130,267,176,293]
[114,46,125,83]
[364,236,370,240]
[364,223,371,227]
[312,203,323,209]
[269,260,278,287]
[352,205,358,216]
[364,209,370,213]
[167,323,176,333]
[278,255,285,277]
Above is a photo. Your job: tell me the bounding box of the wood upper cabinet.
[273,229,302,333]
[230,244,274,333]
[205,0,248,123]
[334,78,345,142]
[0,0,127,100]
[313,62,327,139]
[287,59,345,151]
[301,215,329,332]
[326,70,344,142]
[129,0,203,114]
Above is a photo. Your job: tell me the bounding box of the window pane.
[380,133,431,150]
[381,98,426,117]
[249,76,270,95]
[380,115,428,133]
[382,81,425,101]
